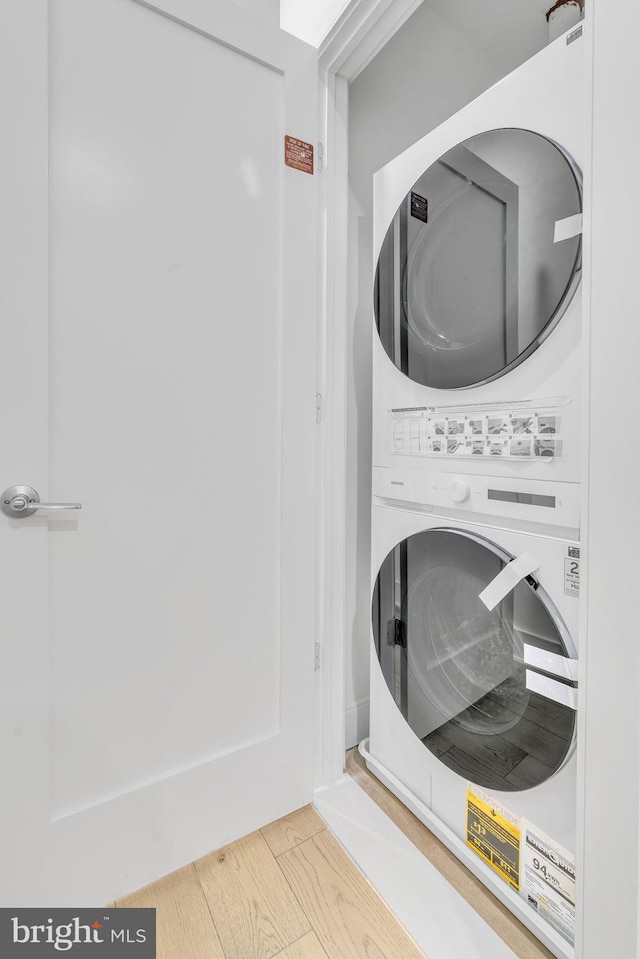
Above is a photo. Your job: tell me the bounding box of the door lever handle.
[1,485,82,518]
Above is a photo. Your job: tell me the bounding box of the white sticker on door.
[522,822,575,946]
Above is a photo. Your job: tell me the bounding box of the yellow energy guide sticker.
[466,785,521,890]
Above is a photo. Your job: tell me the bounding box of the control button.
[449,480,470,503]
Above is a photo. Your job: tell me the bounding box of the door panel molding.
[131,0,307,65]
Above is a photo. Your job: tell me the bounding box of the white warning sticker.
[479,552,540,611]
[522,823,575,946]
[564,548,580,597]
[554,213,583,243]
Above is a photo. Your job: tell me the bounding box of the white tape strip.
[554,213,583,243]
[524,644,579,682]
[526,669,577,710]
[479,552,539,611]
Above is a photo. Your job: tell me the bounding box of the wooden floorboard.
[273,931,329,959]
[116,863,226,959]
[109,804,429,958]
[505,754,556,789]
[422,686,571,790]
[194,828,311,959]
[261,805,326,858]
[424,718,528,776]
[345,747,554,959]
[277,829,426,959]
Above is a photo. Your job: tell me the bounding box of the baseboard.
[345,697,369,748]
[358,739,572,959]
[313,775,519,959]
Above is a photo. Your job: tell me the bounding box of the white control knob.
[449,480,470,503]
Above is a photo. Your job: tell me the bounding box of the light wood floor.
[113,753,556,959]
[115,804,427,959]
[345,747,554,959]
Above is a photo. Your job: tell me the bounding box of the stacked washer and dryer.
[361,27,584,959]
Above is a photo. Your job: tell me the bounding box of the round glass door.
[374,129,582,389]
[372,529,577,791]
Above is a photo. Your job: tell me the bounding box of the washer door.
[375,129,582,389]
[372,529,577,792]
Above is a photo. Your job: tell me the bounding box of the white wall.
[345,0,552,746]
[578,3,640,955]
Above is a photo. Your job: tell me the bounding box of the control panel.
[373,466,580,531]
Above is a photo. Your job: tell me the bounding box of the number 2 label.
[564,556,580,597]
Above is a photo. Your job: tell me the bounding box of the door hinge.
[316,392,323,424]
[387,618,406,648]
[314,642,321,671]
[317,142,324,173]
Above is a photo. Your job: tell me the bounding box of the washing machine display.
[373,528,577,792]
[375,128,582,390]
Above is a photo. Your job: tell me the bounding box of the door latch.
[386,618,406,648]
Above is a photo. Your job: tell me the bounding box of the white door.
[0,0,318,906]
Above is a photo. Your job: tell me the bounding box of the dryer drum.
[374,128,582,390]
[372,528,577,792]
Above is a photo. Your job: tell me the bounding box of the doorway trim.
[313,0,425,788]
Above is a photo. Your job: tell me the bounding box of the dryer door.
[374,129,582,390]
[372,528,577,792]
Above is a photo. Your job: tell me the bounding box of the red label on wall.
[284,135,314,175]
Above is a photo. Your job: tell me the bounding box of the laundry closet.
[337,1,640,957]
[345,0,581,765]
